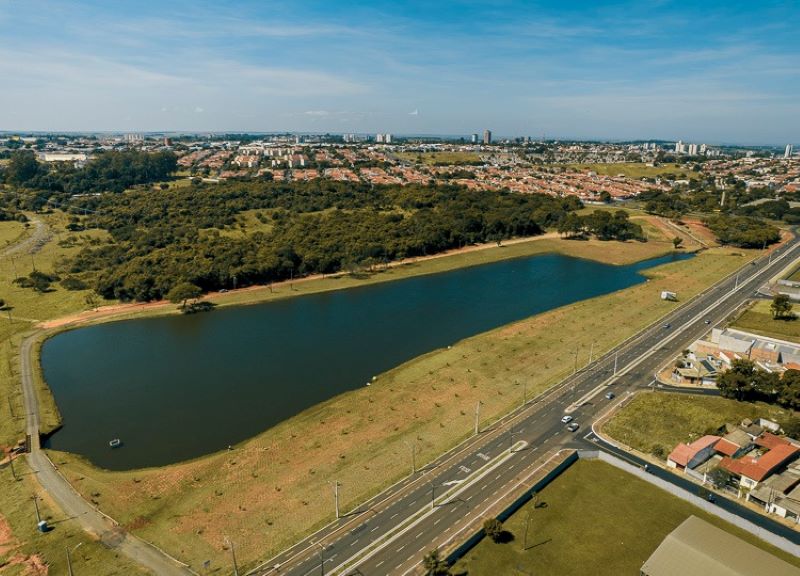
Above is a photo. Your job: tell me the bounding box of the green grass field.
[731,300,800,342]
[604,393,792,458]
[396,151,482,165]
[452,459,800,575]
[560,162,699,180]
[0,220,27,249]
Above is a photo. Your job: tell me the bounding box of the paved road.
[258,239,800,576]
[19,335,196,576]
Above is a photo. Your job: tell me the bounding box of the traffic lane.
[586,438,800,545]
[357,430,570,575]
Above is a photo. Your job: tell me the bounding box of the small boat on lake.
[109,438,122,449]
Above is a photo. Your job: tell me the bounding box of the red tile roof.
[714,438,740,457]
[668,435,721,467]
[721,444,800,482]
[756,432,791,450]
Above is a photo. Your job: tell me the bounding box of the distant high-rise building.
[384,133,392,144]
[483,129,492,145]
[471,133,479,144]
[375,133,384,143]
[700,143,707,154]
[688,143,698,155]
[786,144,794,159]
[674,140,684,154]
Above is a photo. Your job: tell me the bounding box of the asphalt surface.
[258,238,800,576]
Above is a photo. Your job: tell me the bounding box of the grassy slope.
[0,212,113,446]
[0,469,148,575]
[48,245,756,570]
[732,300,800,343]
[560,162,699,180]
[604,393,793,457]
[0,220,27,249]
[0,214,142,574]
[452,460,800,575]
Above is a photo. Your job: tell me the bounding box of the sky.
[0,0,798,144]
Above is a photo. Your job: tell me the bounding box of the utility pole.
[317,543,326,576]
[33,495,41,523]
[509,427,521,453]
[573,346,579,374]
[474,401,481,435]
[333,480,340,519]
[66,542,82,576]
[404,441,417,475]
[523,493,536,550]
[613,351,618,375]
[430,483,437,509]
[224,536,239,576]
[587,341,595,367]
[735,273,739,290]
[522,381,528,407]
[9,455,18,481]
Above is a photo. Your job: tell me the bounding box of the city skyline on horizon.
[1,1,798,144]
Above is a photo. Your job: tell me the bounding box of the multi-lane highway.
[256,236,800,576]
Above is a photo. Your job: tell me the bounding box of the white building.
[688,144,698,155]
[674,140,685,154]
[787,144,794,159]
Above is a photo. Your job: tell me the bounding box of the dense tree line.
[0,150,177,205]
[717,359,800,410]
[62,180,583,301]
[703,215,781,248]
[557,209,644,241]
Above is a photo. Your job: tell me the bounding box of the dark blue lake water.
[42,251,690,470]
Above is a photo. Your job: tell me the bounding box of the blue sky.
[1,0,798,143]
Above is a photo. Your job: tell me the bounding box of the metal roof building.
[640,516,800,576]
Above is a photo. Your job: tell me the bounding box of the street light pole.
[224,536,239,576]
[404,441,417,475]
[587,341,594,367]
[66,542,83,576]
[474,401,481,435]
[613,351,618,376]
[430,483,436,509]
[317,543,326,576]
[333,481,340,519]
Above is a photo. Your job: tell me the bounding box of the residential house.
[667,435,721,471]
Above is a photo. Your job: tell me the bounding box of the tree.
[716,358,761,401]
[672,236,683,249]
[771,293,793,320]
[483,518,505,543]
[422,548,449,576]
[166,282,202,310]
[707,466,733,489]
[781,416,800,439]
[599,190,612,203]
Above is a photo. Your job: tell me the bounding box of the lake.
[42,251,690,470]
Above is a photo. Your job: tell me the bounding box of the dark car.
[663,323,671,329]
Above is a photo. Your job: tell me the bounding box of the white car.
[561,415,573,424]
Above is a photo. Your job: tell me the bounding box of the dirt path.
[39,232,563,330]
[0,216,52,258]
